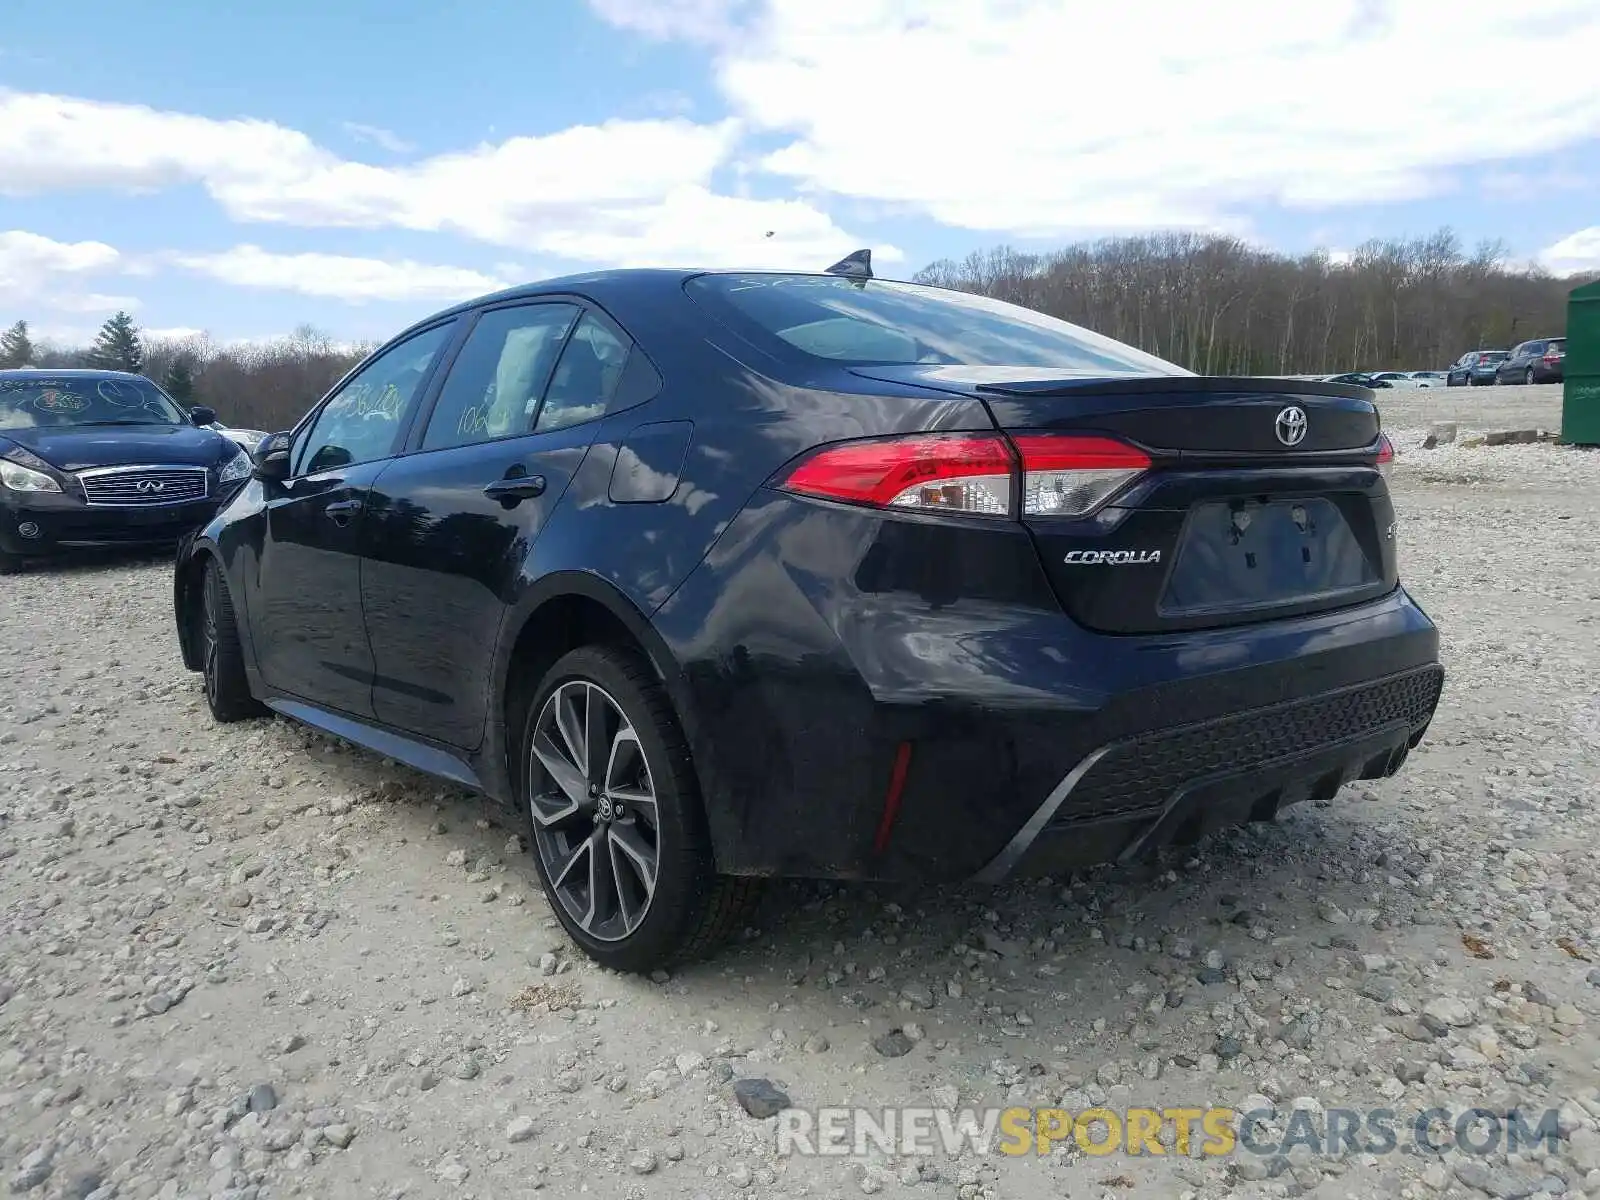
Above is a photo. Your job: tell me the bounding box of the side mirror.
[252,432,293,483]
[189,405,218,427]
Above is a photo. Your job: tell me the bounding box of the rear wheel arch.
[493,575,696,798]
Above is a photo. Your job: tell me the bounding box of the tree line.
[1,226,1590,431]
[914,227,1592,376]
[0,313,372,432]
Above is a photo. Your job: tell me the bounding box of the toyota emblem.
[135,479,166,493]
[1275,406,1308,447]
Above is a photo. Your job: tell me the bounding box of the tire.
[0,549,21,575]
[199,557,267,722]
[1525,368,1536,386]
[518,644,761,973]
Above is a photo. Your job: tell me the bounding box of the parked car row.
[1445,338,1565,387]
[3,255,1445,972]
[1322,371,1433,389]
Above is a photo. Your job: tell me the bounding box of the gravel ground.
[1371,383,1565,434]
[2,403,1599,1200]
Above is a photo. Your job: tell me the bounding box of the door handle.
[482,475,547,504]
[324,498,364,526]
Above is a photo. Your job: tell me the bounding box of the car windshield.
[0,376,188,429]
[686,273,1190,375]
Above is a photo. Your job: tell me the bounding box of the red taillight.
[776,432,1151,519]
[1376,432,1395,479]
[1544,350,1561,362]
[778,433,1014,515]
[1011,434,1151,517]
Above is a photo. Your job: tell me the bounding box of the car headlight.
[0,460,62,493]
[217,447,253,484]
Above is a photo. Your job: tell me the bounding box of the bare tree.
[915,226,1590,374]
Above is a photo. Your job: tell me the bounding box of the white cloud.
[0,88,890,269]
[0,229,127,313]
[340,121,415,154]
[1539,227,1600,276]
[587,0,755,47]
[0,90,326,195]
[594,0,1600,236]
[47,291,142,313]
[0,229,118,279]
[143,326,208,342]
[169,245,516,303]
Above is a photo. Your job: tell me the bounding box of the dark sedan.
[1494,337,1565,385]
[1322,372,1393,388]
[1,370,251,573]
[172,257,1443,972]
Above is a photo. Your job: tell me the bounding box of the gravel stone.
[733,1077,792,1118]
[872,1030,915,1058]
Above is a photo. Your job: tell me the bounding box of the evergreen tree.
[88,311,144,373]
[0,319,33,368]
[162,356,197,407]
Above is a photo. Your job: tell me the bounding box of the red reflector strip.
[1009,434,1152,472]
[872,741,914,855]
[779,434,1013,507]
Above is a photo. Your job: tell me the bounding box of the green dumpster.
[1565,278,1600,446]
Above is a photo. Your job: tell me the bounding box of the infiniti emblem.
[1275,406,1308,447]
[136,479,166,493]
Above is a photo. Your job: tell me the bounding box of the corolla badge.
[1064,549,1163,565]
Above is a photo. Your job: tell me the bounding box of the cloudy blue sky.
[2,0,1597,347]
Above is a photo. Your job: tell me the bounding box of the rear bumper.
[654,495,1443,884]
[977,663,1441,881]
[0,491,231,556]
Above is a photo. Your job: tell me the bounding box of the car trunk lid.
[850,366,1397,635]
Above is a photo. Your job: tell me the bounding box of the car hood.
[0,423,234,472]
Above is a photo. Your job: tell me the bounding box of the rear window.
[1549,339,1565,351]
[686,273,1189,376]
[0,375,187,429]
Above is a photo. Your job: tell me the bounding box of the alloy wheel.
[527,679,661,942]
[1526,368,1536,385]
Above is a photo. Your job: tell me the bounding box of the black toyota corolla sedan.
[172,257,1443,971]
[1,369,250,573]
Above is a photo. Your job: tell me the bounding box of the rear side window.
[686,273,1188,375]
[536,311,631,433]
[422,303,580,451]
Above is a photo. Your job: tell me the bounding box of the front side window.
[422,304,580,452]
[0,375,186,430]
[295,322,453,475]
[687,273,1189,375]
